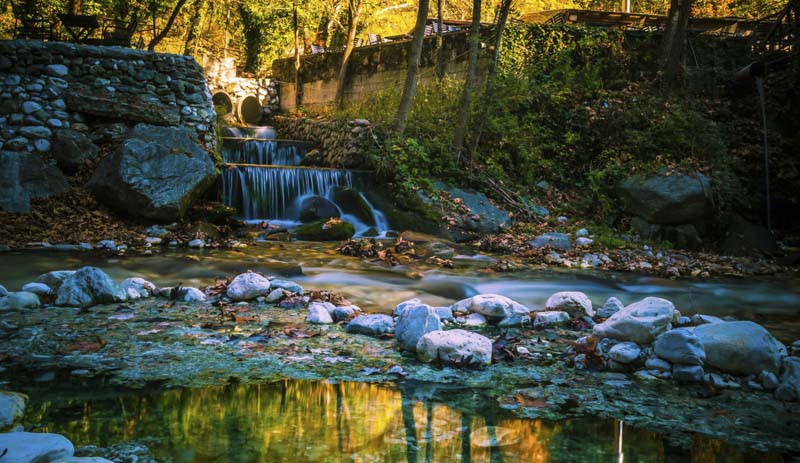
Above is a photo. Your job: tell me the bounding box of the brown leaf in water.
[63,336,106,354]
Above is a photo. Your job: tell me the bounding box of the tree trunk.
[436,0,445,79]
[393,0,431,136]
[335,0,363,108]
[660,0,692,84]
[469,0,511,157]
[452,0,481,156]
[148,0,188,51]
[294,1,303,108]
[183,0,205,56]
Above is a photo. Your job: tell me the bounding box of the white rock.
[180,287,206,302]
[450,294,531,319]
[395,304,441,351]
[307,303,333,324]
[226,272,271,301]
[597,297,624,318]
[545,292,594,317]
[0,432,74,463]
[608,342,641,364]
[393,298,422,316]
[7,291,40,309]
[120,277,157,300]
[416,329,492,366]
[592,297,675,344]
[0,391,27,429]
[532,311,570,329]
[464,313,487,326]
[576,237,594,246]
[21,282,50,296]
[188,239,205,248]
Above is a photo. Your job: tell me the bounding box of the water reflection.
[22,380,776,463]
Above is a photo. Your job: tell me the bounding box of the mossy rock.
[332,187,375,226]
[293,219,355,241]
[299,196,340,223]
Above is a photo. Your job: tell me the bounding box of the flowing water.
[18,379,778,462]
[219,126,388,236]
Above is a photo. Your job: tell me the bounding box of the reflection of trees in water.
[23,380,773,462]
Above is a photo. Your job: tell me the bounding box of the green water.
[20,380,780,463]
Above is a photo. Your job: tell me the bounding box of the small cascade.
[220,125,389,236]
[222,166,353,220]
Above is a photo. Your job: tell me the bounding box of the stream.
[2,243,799,461]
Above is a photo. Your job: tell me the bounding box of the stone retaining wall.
[0,40,218,154]
[272,116,373,168]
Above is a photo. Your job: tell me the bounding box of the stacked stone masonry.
[0,40,218,154]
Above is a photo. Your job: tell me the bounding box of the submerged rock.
[7,291,40,309]
[450,294,530,320]
[346,314,394,336]
[694,321,787,375]
[0,391,27,430]
[545,292,594,317]
[654,329,705,365]
[227,273,271,301]
[55,267,124,308]
[416,329,492,366]
[0,432,74,463]
[395,304,441,351]
[775,357,800,401]
[592,297,674,344]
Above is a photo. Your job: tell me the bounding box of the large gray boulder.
[0,151,69,213]
[654,328,706,365]
[694,321,787,375]
[417,329,492,366]
[419,181,511,242]
[36,270,76,292]
[618,171,711,225]
[87,124,215,221]
[50,129,100,174]
[299,195,340,223]
[593,297,675,344]
[0,432,74,463]
[55,266,124,308]
[450,294,531,320]
[395,304,441,351]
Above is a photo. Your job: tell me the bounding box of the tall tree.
[469,0,512,157]
[660,0,692,84]
[436,0,445,79]
[452,0,481,155]
[148,0,189,51]
[183,0,206,56]
[335,0,364,107]
[393,0,431,136]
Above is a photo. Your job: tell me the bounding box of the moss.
[293,219,355,241]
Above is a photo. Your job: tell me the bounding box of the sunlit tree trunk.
[335,0,363,108]
[393,0,431,136]
[436,0,445,79]
[660,0,692,84]
[468,0,512,157]
[294,1,303,108]
[148,0,188,51]
[183,0,206,56]
[452,0,481,156]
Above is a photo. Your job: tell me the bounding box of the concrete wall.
[272,30,488,111]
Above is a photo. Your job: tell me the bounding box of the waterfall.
[222,140,306,166]
[222,166,353,220]
[220,126,390,236]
